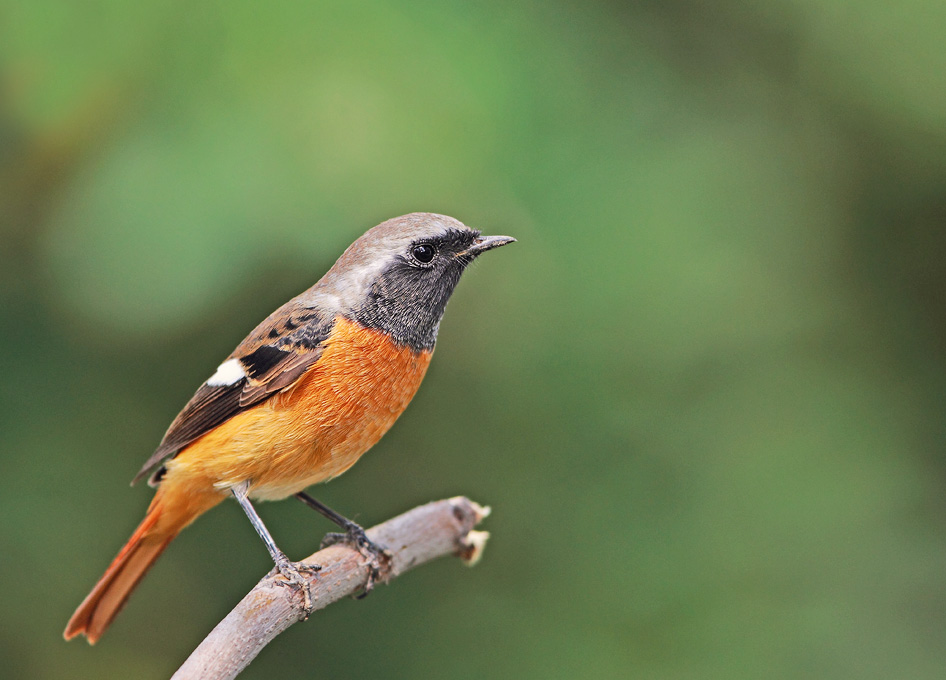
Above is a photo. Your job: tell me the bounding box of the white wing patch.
[206,358,246,386]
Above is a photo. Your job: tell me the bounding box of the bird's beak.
[461,235,517,257]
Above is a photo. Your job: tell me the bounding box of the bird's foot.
[321,523,392,598]
[272,552,320,615]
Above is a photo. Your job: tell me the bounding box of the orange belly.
[165,317,432,501]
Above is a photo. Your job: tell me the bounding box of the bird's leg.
[232,482,317,612]
[294,491,392,597]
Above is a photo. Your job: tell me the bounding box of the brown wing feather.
[132,308,336,485]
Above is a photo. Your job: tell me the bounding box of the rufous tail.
[64,485,221,644]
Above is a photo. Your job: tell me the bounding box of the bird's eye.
[411,244,436,264]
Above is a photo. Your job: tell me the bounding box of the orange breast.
[167,317,432,501]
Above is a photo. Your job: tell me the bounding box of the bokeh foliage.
[3,1,946,678]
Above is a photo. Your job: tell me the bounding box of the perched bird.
[64,213,515,644]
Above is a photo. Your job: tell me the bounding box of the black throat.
[352,257,467,352]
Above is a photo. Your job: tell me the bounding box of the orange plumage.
[167,318,432,501]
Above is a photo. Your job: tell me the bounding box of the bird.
[63,212,515,644]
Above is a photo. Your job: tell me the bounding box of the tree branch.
[172,497,491,680]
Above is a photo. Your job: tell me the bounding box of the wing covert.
[133,309,335,485]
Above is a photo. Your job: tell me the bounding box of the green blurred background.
[3,1,946,678]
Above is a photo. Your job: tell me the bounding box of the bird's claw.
[321,524,392,597]
[272,555,319,615]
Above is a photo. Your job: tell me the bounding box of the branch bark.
[171,497,490,680]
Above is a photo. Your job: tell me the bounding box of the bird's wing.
[133,307,336,485]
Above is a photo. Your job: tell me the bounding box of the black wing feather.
[241,345,288,379]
